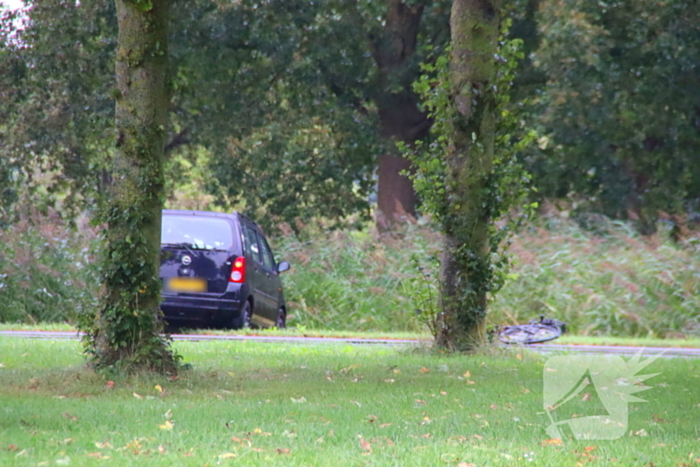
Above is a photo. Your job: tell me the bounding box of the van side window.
[259,235,276,271]
[242,225,261,263]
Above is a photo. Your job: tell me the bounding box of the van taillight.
[229,256,246,283]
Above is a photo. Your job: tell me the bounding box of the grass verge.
[0,338,698,467]
[4,323,700,349]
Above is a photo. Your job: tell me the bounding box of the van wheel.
[275,308,286,329]
[232,301,252,330]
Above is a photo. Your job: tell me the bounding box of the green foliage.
[497,215,700,337]
[0,212,100,324]
[276,224,438,332]
[2,214,698,338]
[411,30,535,233]
[527,0,700,230]
[0,0,451,231]
[402,17,536,344]
[280,217,700,338]
[0,1,116,225]
[405,255,441,337]
[206,116,376,234]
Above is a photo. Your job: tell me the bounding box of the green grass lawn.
[1,338,698,467]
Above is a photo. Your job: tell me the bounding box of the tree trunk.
[91,0,177,373]
[435,0,501,351]
[372,1,431,230]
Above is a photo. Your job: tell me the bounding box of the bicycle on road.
[497,315,568,344]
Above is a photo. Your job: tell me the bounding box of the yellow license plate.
[167,277,207,293]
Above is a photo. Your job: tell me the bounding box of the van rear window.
[161,215,233,250]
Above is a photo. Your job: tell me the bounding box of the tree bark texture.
[372,1,432,230]
[436,0,500,351]
[93,0,176,372]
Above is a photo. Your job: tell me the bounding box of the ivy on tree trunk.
[82,0,178,373]
[435,0,501,350]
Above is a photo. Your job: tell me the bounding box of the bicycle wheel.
[498,323,562,344]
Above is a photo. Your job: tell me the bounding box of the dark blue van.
[160,210,290,329]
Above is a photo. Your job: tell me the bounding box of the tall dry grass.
[278,217,700,337]
[1,211,697,338]
[0,211,99,323]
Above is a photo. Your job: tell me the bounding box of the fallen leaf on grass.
[291,396,307,403]
[125,438,144,454]
[634,429,649,437]
[339,365,360,374]
[132,393,143,399]
[384,379,395,383]
[155,384,165,395]
[218,452,237,459]
[541,438,563,446]
[159,420,174,431]
[94,441,112,449]
[419,367,430,374]
[359,437,372,453]
[276,448,291,455]
[379,423,392,428]
[87,452,109,459]
[457,463,477,467]
[62,413,78,421]
[158,445,166,455]
[231,437,252,447]
[106,381,115,389]
[6,444,18,451]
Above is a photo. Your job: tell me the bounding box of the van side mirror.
[277,261,290,273]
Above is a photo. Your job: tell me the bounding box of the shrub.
[0,212,99,324]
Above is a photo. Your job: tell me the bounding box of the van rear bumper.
[161,292,242,325]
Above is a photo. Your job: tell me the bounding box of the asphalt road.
[1,330,699,358]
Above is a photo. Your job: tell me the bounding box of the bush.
[0,212,99,324]
[2,210,698,339]
[275,216,700,338]
[275,222,440,332]
[495,217,700,337]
